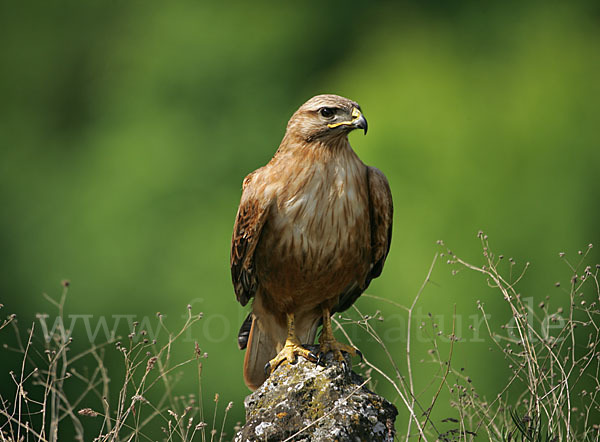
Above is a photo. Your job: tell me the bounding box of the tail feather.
[243,316,277,390]
[237,313,253,350]
[299,316,320,351]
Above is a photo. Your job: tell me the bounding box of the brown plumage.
[231,94,393,390]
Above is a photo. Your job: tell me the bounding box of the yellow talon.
[318,307,359,364]
[265,313,317,375]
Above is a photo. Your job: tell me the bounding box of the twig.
[420,305,456,439]
[406,253,438,441]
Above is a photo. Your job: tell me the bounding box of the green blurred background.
[1,0,599,437]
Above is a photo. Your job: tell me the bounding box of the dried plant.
[334,233,599,441]
[0,284,233,441]
[1,234,598,441]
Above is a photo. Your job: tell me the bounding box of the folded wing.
[231,171,270,307]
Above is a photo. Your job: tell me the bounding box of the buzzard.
[231,94,393,390]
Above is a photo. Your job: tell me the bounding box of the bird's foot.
[264,339,317,376]
[318,339,362,370]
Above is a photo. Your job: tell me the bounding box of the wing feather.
[231,171,270,306]
[334,166,393,313]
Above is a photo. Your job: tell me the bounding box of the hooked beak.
[351,107,368,135]
[327,107,368,135]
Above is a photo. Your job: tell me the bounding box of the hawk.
[231,94,393,390]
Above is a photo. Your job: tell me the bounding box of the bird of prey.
[231,94,393,390]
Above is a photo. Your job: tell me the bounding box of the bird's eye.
[319,107,335,118]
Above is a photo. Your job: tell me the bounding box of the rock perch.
[235,347,397,441]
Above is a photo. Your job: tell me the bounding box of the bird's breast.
[256,152,371,303]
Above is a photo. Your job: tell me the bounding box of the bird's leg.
[265,312,316,375]
[318,307,359,365]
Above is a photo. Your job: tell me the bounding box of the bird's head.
[286,94,368,143]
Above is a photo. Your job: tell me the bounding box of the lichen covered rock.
[235,346,397,442]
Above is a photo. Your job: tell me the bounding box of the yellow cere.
[327,107,362,129]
